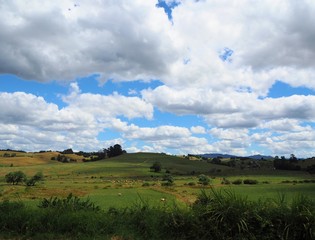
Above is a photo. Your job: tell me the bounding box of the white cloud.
[190,126,206,134]
[143,86,315,128]
[0,84,153,151]
[1,1,315,156]
[64,83,153,120]
[260,119,312,132]
[0,0,176,83]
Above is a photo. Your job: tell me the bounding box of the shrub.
[38,193,100,212]
[221,178,231,185]
[161,174,174,186]
[0,191,314,240]
[150,162,162,172]
[26,172,44,186]
[282,180,292,183]
[232,179,242,185]
[198,174,210,185]
[161,182,173,186]
[142,182,150,187]
[243,179,258,185]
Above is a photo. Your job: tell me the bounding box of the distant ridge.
[196,153,273,160]
[247,154,273,160]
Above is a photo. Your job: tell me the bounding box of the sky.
[1,0,315,157]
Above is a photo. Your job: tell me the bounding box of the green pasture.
[0,152,314,209]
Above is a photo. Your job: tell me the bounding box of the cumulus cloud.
[0,0,176,82]
[64,83,153,120]
[1,0,315,156]
[143,86,315,129]
[190,126,206,134]
[0,84,152,151]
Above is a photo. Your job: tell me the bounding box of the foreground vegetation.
[0,188,313,240]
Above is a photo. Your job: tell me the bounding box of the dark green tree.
[26,172,44,186]
[289,153,298,163]
[107,144,124,158]
[62,148,74,154]
[150,161,162,172]
[5,171,27,185]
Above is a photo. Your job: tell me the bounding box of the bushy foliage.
[150,161,162,172]
[221,178,231,185]
[161,174,174,186]
[107,144,124,158]
[26,172,44,186]
[232,179,243,185]
[243,179,259,184]
[198,174,210,185]
[54,154,77,163]
[5,171,26,185]
[38,193,100,212]
[307,164,315,174]
[62,148,74,154]
[274,158,301,170]
[0,191,314,239]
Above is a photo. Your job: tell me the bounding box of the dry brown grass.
[0,151,84,166]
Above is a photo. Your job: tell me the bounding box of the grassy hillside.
[0,150,84,166]
[0,151,314,210]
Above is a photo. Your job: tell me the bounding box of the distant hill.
[247,154,273,160]
[197,153,273,160]
[200,153,237,159]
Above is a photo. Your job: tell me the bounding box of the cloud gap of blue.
[156,0,180,21]
[268,80,315,98]
[219,47,233,62]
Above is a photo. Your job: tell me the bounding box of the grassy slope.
[0,151,84,167]
[0,152,314,208]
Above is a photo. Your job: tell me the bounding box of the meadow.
[0,150,314,239]
[0,151,314,208]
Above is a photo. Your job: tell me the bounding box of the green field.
[0,151,314,209]
[0,151,314,239]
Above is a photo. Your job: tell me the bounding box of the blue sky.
[1,0,315,157]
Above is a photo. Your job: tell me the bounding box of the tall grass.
[0,189,313,239]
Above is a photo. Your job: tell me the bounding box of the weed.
[38,193,100,212]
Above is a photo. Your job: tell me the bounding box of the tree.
[26,172,44,186]
[62,148,74,154]
[211,157,221,164]
[290,154,298,163]
[107,144,124,158]
[5,171,26,185]
[150,161,162,172]
[198,174,210,185]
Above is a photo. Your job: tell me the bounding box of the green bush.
[243,179,258,184]
[150,161,162,172]
[221,178,231,185]
[142,182,150,187]
[26,172,44,186]
[161,174,174,186]
[38,193,100,212]
[198,174,210,185]
[0,191,313,240]
[187,182,196,186]
[232,179,242,185]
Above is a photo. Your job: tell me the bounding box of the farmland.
[0,150,314,207]
[0,150,314,239]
